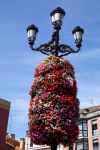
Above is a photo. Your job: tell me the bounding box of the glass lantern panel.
[28,30,36,39]
[54,13,63,22]
[51,16,55,23]
[53,13,63,26]
[74,31,82,41]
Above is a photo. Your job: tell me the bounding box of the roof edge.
[0,98,10,109]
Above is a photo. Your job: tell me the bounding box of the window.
[78,123,83,137]
[92,123,97,130]
[79,130,82,137]
[83,122,87,130]
[78,121,88,138]
[78,124,82,130]
[93,139,99,150]
[92,120,98,136]
[76,140,88,150]
[30,140,33,147]
[84,141,88,149]
[77,142,83,150]
[83,130,87,137]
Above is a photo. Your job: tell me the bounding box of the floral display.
[28,55,80,147]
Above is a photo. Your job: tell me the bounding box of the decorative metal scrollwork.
[30,42,80,57]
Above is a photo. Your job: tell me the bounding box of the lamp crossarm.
[30,42,80,57]
[30,42,52,56]
[59,44,80,57]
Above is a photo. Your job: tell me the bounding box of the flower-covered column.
[28,55,80,149]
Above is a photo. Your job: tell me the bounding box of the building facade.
[76,106,100,150]
[0,98,10,150]
[25,105,100,150]
[5,133,25,150]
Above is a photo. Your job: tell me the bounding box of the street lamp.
[26,7,84,57]
[50,7,65,27]
[26,24,38,46]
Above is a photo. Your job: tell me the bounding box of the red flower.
[28,55,80,146]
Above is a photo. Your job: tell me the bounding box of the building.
[25,105,100,150]
[5,133,25,150]
[25,134,62,150]
[76,105,100,150]
[25,131,50,150]
[0,98,10,150]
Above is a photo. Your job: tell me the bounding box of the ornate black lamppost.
[26,7,84,57]
[26,7,84,150]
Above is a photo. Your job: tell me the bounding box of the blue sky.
[0,0,100,140]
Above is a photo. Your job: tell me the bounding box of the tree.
[28,55,79,150]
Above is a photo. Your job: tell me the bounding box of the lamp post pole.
[26,7,84,150]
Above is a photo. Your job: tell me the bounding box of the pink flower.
[28,55,80,146]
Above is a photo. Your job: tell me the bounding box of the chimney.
[10,134,15,139]
[20,138,25,149]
